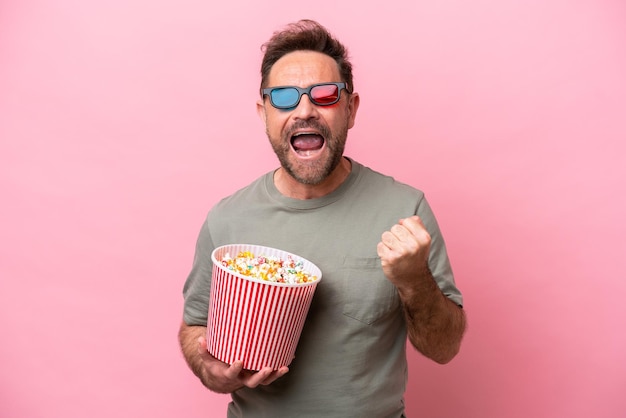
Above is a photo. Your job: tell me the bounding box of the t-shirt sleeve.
[416,196,464,307]
[182,217,215,325]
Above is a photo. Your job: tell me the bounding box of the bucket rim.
[210,244,322,288]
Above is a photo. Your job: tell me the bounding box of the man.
[179,19,466,417]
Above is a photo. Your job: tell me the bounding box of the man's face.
[257,50,359,185]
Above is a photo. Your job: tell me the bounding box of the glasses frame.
[261,82,351,109]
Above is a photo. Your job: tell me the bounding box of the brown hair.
[260,19,354,92]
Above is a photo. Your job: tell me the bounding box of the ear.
[256,98,267,122]
[347,92,360,129]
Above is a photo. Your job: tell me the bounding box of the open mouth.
[291,132,325,156]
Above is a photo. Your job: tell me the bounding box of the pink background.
[1,1,625,417]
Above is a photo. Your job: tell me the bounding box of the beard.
[267,119,348,185]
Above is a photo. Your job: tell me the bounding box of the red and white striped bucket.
[206,244,322,370]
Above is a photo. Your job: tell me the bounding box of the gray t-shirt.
[183,158,463,418]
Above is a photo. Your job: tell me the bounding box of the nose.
[292,93,319,120]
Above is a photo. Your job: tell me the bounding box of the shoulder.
[353,160,425,200]
[211,171,272,211]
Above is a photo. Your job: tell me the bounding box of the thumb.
[197,336,209,355]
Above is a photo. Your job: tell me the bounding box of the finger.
[256,366,289,386]
[386,222,420,254]
[398,215,422,224]
[377,240,389,257]
[242,367,275,388]
[380,230,396,248]
[197,337,211,359]
[260,366,289,385]
[197,336,207,350]
[398,216,425,235]
[389,223,416,246]
[223,360,245,380]
[398,216,430,245]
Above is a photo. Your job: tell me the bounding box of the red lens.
[310,84,339,105]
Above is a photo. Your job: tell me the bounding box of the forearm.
[398,269,466,364]
[178,322,240,393]
[178,322,214,388]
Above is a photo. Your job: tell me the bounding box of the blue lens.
[271,88,299,108]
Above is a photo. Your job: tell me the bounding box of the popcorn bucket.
[206,244,322,370]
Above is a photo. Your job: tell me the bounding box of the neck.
[274,157,352,200]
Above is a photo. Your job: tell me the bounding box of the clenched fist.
[377,216,431,291]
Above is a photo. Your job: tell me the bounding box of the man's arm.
[396,269,466,363]
[377,216,466,364]
[178,321,289,393]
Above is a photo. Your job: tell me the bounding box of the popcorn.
[221,251,317,284]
